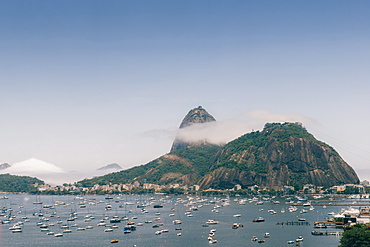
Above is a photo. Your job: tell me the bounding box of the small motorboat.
[206,219,219,225]
[252,217,265,222]
[110,240,119,243]
[209,239,218,244]
[296,236,304,242]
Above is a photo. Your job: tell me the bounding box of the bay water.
[0,194,346,247]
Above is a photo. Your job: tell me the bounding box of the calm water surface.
[0,194,348,247]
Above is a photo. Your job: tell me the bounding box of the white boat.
[54,233,63,237]
[296,236,304,242]
[268,209,277,214]
[97,221,106,226]
[233,214,241,217]
[209,239,218,244]
[206,220,219,225]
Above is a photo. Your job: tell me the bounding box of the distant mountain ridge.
[97,163,122,171]
[0,163,10,170]
[78,107,359,190]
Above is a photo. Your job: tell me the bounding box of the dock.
[292,201,370,207]
[276,221,310,226]
[313,221,337,228]
[311,230,343,236]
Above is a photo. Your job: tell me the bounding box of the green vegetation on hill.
[202,122,359,190]
[264,122,315,142]
[171,144,220,177]
[211,122,314,172]
[79,144,220,187]
[0,174,44,193]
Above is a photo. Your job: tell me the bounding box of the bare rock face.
[170,106,216,151]
[198,122,359,190]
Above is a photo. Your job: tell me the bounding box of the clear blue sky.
[1,1,370,183]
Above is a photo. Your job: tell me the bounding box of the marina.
[0,194,364,246]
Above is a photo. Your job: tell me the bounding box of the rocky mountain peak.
[171,106,216,151]
[178,106,216,128]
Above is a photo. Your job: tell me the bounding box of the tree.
[339,224,370,247]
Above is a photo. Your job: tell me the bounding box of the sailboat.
[33,196,43,205]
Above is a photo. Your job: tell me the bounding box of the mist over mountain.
[0,159,120,186]
[171,106,217,151]
[79,107,359,190]
[0,158,66,185]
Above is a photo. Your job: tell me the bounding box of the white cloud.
[3,158,65,175]
[0,158,124,186]
[173,109,313,145]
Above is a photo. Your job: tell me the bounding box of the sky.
[0,1,369,185]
